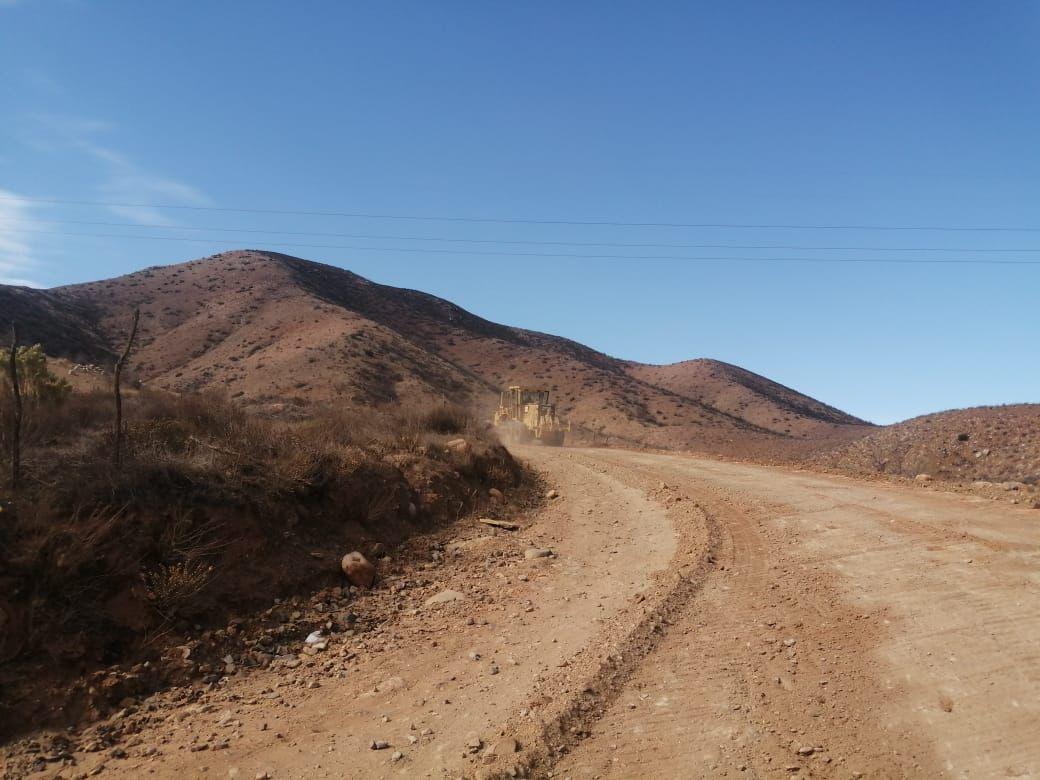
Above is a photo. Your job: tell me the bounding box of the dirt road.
[19,447,1039,779]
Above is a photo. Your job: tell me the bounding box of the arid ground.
[6,445,1036,779]
[2,254,1038,779]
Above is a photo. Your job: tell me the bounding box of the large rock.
[340,551,376,588]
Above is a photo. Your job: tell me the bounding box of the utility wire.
[15,218,1040,254]
[3,227,1039,265]
[2,194,1039,232]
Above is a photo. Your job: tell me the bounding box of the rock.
[376,676,405,692]
[369,542,386,558]
[1002,481,1024,491]
[370,740,390,750]
[446,438,471,454]
[488,737,519,756]
[424,589,465,607]
[478,518,518,530]
[408,502,418,518]
[468,650,481,661]
[341,551,376,588]
[465,733,484,754]
[489,488,504,502]
[796,746,814,756]
[546,489,559,500]
[524,548,553,560]
[972,481,993,489]
[391,750,403,761]
[914,474,932,483]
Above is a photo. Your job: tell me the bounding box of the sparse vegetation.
[0,385,521,737]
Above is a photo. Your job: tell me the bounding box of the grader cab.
[493,386,568,446]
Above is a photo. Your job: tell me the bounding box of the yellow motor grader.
[493,386,568,446]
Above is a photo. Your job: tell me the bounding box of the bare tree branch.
[113,308,140,467]
[7,323,21,491]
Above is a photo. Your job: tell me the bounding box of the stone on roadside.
[488,737,519,756]
[914,474,932,483]
[546,489,559,499]
[341,551,376,588]
[375,676,405,693]
[424,589,465,607]
[524,548,553,560]
[478,518,518,530]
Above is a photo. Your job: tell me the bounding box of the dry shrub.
[144,561,215,619]
[0,385,519,675]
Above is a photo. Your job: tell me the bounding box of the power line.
[4,227,1039,265]
[2,194,1039,232]
[16,218,1040,254]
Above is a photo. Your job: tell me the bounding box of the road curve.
[538,447,1040,779]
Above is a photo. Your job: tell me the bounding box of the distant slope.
[815,404,1040,485]
[0,285,112,363]
[0,249,872,455]
[626,359,869,437]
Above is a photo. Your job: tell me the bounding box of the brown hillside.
[626,358,868,438]
[3,250,870,454]
[816,404,1040,486]
[0,285,112,363]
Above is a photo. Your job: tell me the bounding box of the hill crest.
[3,250,871,453]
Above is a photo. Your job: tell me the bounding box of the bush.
[0,344,71,404]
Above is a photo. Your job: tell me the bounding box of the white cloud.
[27,112,212,225]
[0,188,43,286]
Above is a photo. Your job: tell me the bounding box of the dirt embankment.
[0,388,526,746]
[811,403,1040,500]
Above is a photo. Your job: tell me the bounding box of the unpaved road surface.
[12,447,1039,779]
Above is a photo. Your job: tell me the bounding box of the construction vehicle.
[493,386,568,446]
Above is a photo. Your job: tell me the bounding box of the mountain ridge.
[2,250,872,453]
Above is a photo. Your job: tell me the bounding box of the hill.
[4,250,871,455]
[815,404,1040,487]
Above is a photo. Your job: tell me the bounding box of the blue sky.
[1,2,1038,424]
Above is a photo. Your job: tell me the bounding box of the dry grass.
[0,387,520,679]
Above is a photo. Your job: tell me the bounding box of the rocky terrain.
[815,403,1040,491]
[4,447,1039,779]
[0,383,524,750]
